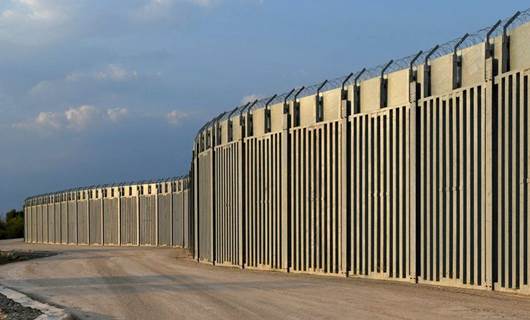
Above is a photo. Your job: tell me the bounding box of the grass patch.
[0,251,56,265]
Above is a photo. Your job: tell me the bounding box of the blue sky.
[0,0,525,214]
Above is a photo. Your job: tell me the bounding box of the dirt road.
[1,239,530,319]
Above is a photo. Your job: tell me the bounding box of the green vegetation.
[0,209,24,240]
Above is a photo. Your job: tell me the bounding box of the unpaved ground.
[1,239,530,320]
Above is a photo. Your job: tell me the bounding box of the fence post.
[193,146,200,261]
[100,189,104,246]
[484,48,497,291]
[237,116,245,269]
[281,97,291,272]
[341,73,354,276]
[136,186,140,246]
[117,187,121,246]
[408,51,421,283]
[155,184,159,247]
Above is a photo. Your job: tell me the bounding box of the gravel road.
[1,239,530,320]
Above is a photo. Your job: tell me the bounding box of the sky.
[0,0,526,214]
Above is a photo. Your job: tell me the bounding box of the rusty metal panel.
[103,198,119,245]
[158,193,171,246]
[78,200,88,244]
[495,70,529,292]
[214,141,241,266]
[68,201,77,244]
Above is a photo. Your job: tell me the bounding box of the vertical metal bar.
[352,116,358,275]
[361,116,367,275]
[368,115,373,275]
[511,75,517,289]
[380,114,386,276]
[374,116,380,274]
[451,96,457,281]
[445,99,451,280]
[399,107,405,279]
[504,77,510,288]
[473,87,480,286]
[519,73,525,289]
[426,99,432,281]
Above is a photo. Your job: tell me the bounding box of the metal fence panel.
[54,203,61,244]
[48,203,55,243]
[172,191,183,247]
[29,205,35,243]
[61,201,68,244]
[349,106,412,280]
[42,204,49,243]
[78,200,88,244]
[103,198,119,245]
[139,196,156,246]
[495,70,530,292]
[214,141,241,266]
[68,201,77,244]
[184,188,191,249]
[158,194,171,246]
[89,199,102,245]
[36,205,42,243]
[245,133,284,270]
[291,122,343,274]
[120,197,138,245]
[197,150,213,262]
[417,85,488,288]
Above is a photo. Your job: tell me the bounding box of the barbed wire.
[25,175,189,202]
[201,7,530,132]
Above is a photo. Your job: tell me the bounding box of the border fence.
[25,8,530,294]
[24,177,193,250]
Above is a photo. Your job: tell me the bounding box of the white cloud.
[107,107,128,122]
[35,112,62,129]
[13,105,129,131]
[133,0,219,22]
[13,111,61,130]
[94,65,138,82]
[241,94,262,104]
[64,105,98,130]
[166,110,188,125]
[66,64,138,83]
[1,0,66,22]
[0,0,74,44]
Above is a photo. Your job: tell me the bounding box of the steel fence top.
[24,175,190,202]
[196,6,530,132]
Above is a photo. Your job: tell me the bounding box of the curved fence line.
[24,8,530,295]
[24,177,193,249]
